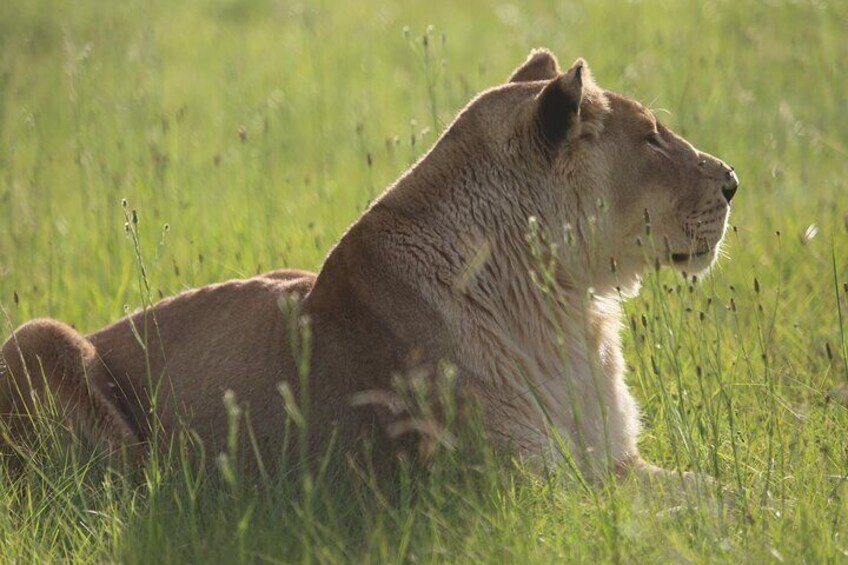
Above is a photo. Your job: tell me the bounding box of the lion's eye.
[646,132,663,148]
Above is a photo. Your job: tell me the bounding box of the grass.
[2,0,848,561]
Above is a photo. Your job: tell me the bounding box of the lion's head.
[437,49,738,291]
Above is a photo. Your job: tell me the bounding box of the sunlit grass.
[1,0,848,562]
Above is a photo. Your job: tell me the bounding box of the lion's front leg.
[615,455,722,502]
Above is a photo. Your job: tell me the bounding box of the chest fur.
[455,294,640,474]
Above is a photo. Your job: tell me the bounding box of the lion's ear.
[509,48,560,83]
[536,58,586,145]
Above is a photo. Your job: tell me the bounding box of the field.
[2,0,848,562]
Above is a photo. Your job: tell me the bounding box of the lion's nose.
[721,168,739,203]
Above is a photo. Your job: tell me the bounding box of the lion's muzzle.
[721,168,739,203]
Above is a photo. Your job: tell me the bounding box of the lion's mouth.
[670,249,712,263]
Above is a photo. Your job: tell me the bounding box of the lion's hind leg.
[0,318,142,465]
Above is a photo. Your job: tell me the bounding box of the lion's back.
[87,271,316,452]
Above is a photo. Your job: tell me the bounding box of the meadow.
[1,0,847,561]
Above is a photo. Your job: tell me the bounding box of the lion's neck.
[369,167,642,469]
[449,244,640,471]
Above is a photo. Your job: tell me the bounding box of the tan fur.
[0,49,737,480]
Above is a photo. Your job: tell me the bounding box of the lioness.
[0,49,737,481]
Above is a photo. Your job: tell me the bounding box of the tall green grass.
[1,0,847,561]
